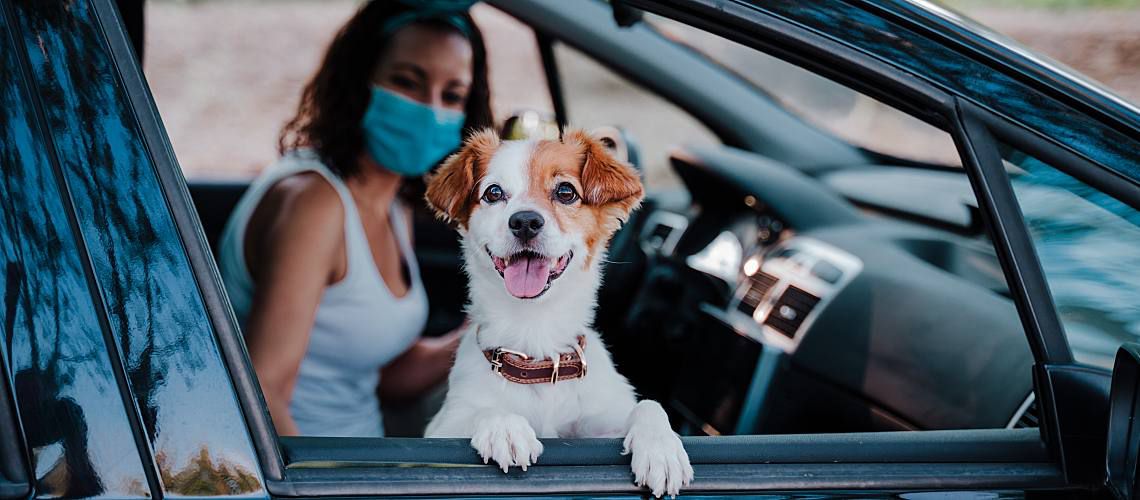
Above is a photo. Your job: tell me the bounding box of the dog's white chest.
[494,379,586,438]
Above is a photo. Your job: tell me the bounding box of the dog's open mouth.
[487,247,573,299]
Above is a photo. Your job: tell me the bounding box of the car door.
[3,0,1134,497]
[1,0,268,498]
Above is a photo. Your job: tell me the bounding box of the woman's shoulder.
[261,171,345,226]
[259,149,343,210]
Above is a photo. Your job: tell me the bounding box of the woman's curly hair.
[279,1,493,202]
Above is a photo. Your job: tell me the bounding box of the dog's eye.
[554,182,579,205]
[481,184,504,203]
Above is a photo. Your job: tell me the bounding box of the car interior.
[173,1,1042,439]
[12,0,1140,496]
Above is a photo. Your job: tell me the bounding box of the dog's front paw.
[623,406,693,498]
[471,413,543,473]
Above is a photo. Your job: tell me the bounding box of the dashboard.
[598,144,1038,436]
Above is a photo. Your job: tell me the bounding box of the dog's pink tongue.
[503,256,549,298]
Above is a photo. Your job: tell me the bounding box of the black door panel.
[412,208,466,337]
[188,179,249,256]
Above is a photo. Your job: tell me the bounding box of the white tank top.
[217,150,428,437]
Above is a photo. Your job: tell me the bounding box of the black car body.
[3,0,1140,497]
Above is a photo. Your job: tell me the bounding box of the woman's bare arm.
[243,174,345,436]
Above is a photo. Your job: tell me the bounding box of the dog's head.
[425,127,643,301]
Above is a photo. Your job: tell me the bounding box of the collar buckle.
[490,347,528,375]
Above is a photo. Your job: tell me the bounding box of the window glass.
[1,17,152,496]
[554,42,720,189]
[647,14,962,168]
[1003,148,1140,369]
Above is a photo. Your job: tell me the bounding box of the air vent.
[1011,395,1039,429]
[639,212,687,255]
[763,286,821,339]
[644,223,673,251]
[737,271,778,315]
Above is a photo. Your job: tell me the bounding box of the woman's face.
[372,23,474,112]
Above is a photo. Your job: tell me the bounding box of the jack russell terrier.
[423,127,693,497]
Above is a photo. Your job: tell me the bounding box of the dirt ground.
[966,7,1140,99]
[142,2,1140,180]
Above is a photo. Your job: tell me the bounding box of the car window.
[145,3,552,179]
[1002,148,1140,369]
[647,14,963,169]
[142,0,1039,479]
[1,27,154,497]
[553,42,720,189]
[471,5,554,121]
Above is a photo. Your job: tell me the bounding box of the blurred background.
[141,0,1140,187]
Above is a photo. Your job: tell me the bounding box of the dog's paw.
[471,413,543,473]
[623,411,693,498]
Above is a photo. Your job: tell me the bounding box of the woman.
[217,0,492,437]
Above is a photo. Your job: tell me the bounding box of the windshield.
[645,14,963,168]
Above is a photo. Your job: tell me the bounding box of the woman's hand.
[379,320,468,402]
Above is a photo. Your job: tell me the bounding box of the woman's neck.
[346,153,402,215]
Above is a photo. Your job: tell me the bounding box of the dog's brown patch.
[529,129,644,266]
[425,128,500,227]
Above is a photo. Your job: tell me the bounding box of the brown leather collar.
[481,335,588,385]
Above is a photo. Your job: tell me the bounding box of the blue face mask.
[361,86,466,177]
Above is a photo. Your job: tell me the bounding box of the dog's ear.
[566,128,644,216]
[589,125,629,164]
[425,128,500,227]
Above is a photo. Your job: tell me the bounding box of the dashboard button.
[778,305,798,321]
[812,260,843,284]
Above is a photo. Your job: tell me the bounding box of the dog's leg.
[622,400,693,498]
[429,405,543,472]
[470,410,543,473]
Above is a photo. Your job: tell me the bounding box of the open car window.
[154,0,1034,455]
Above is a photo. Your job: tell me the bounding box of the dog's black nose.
[509,210,544,242]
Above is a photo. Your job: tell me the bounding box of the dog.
[423,127,693,498]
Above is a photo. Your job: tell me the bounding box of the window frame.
[88,0,288,487]
[955,97,1140,483]
[87,0,1125,495]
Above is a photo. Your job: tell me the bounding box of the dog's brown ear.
[425,128,500,227]
[566,128,644,216]
[589,125,629,164]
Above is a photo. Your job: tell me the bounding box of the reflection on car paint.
[1,8,152,496]
[745,0,1140,183]
[8,0,264,496]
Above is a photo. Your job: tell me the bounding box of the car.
[4,0,1140,497]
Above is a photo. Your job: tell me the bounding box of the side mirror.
[1107,343,1140,499]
